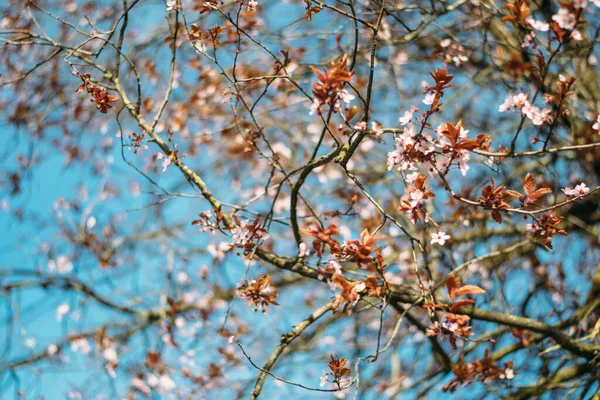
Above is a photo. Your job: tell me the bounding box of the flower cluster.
[236,275,279,314]
[126,131,149,155]
[525,211,568,248]
[166,0,180,11]
[398,173,435,224]
[309,54,353,116]
[229,216,269,251]
[503,0,597,44]
[300,225,383,268]
[431,38,470,66]
[328,273,383,314]
[236,0,258,12]
[388,71,490,182]
[562,182,590,197]
[424,275,485,348]
[319,355,352,388]
[443,351,516,393]
[498,92,553,126]
[74,71,118,114]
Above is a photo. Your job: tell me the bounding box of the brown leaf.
[453,285,486,297]
[445,275,461,301]
[450,299,475,312]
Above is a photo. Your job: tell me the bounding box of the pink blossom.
[592,114,600,131]
[299,242,310,257]
[431,231,451,246]
[386,149,402,171]
[526,18,549,32]
[526,223,538,233]
[71,337,91,354]
[458,153,470,176]
[166,0,179,11]
[338,89,355,104]
[399,110,414,125]
[552,9,577,30]
[521,32,536,49]
[353,121,367,131]
[409,190,424,207]
[498,97,512,112]
[371,122,383,137]
[231,220,253,246]
[423,93,436,106]
[246,0,258,11]
[522,103,552,126]
[575,183,590,195]
[405,172,419,183]
[48,255,73,273]
[56,303,70,321]
[320,371,329,387]
[156,153,171,172]
[562,182,589,197]
[309,99,322,115]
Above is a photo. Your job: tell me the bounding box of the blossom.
[48,255,73,273]
[593,114,600,131]
[71,337,91,354]
[148,373,176,392]
[320,371,329,387]
[156,153,171,172]
[409,190,424,207]
[166,0,179,11]
[500,93,552,125]
[371,121,383,137]
[56,303,70,321]
[500,367,515,380]
[246,0,258,11]
[431,231,451,246]
[526,223,538,233]
[552,9,577,30]
[521,32,536,49]
[522,103,552,126]
[562,182,590,196]
[228,335,236,344]
[309,98,322,115]
[498,97,512,112]
[131,378,151,395]
[386,149,402,171]
[399,110,414,125]
[458,152,470,176]
[353,121,367,131]
[338,89,355,104]
[299,242,310,257]
[575,183,590,195]
[103,347,118,363]
[526,18,549,32]
[231,221,252,246]
[405,172,419,183]
[423,93,436,105]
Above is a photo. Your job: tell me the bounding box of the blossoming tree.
[1,0,600,398]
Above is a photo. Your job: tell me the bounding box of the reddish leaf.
[453,285,486,297]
